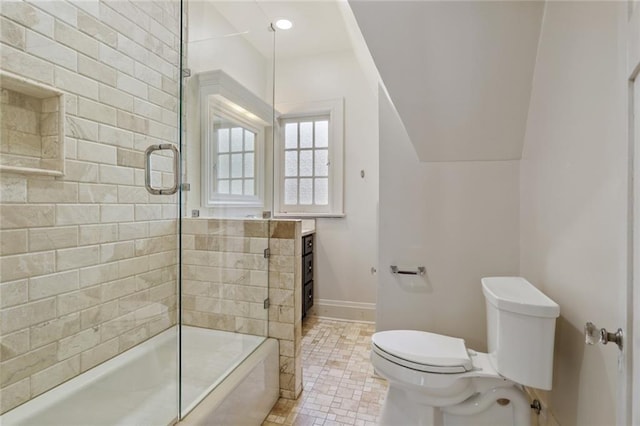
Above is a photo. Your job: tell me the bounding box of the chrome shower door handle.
[145,143,180,195]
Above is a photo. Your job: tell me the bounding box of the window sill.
[274,212,345,219]
[204,199,264,209]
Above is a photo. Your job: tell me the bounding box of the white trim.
[626,2,639,424]
[197,70,272,125]
[197,70,272,210]
[274,213,346,219]
[206,106,264,207]
[629,60,640,426]
[309,299,376,322]
[275,98,345,217]
[308,315,376,326]
[202,102,265,208]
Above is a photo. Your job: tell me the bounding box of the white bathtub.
[1,326,279,426]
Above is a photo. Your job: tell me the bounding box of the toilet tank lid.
[482,277,560,318]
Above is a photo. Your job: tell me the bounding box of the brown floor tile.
[263,317,388,426]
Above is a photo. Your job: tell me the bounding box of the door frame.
[627,0,639,424]
[628,71,639,426]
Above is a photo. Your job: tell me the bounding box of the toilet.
[371,277,560,426]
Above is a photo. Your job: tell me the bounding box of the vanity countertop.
[301,219,315,237]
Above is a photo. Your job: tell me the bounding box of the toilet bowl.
[371,277,560,426]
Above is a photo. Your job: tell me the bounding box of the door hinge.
[181,183,190,191]
[263,248,270,259]
[263,298,270,309]
[182,68,191,78]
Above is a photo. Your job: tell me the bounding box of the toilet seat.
[372,330,473,373]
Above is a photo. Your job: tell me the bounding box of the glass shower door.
[179,0,275,419]
[0,0,182,424]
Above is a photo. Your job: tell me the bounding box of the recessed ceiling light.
[274,19,293,30]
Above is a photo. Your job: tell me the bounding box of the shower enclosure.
[0,0,300,423]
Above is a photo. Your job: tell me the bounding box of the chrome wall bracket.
[390,265,426,276]
[530,399,542,415]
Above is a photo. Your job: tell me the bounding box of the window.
[275,99,344,216]
[214,124,256,197]
[198,70,272,210]
[283,117,329,206]
[202,97,266,208]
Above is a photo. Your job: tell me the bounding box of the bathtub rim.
[0,325,270,425]
[178,337,280,425]
[0,326,179,425]
[179,326,267,417]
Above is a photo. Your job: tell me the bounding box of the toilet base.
[379,385,530,426]
[379,386,445,426]
[442,408,515,426]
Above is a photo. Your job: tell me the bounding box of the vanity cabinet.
[302,233,314,319]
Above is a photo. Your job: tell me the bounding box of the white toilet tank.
[482,277,560,390]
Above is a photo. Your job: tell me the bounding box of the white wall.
[350,1,543,162]
[519,2,627,424]
[276,50,379,320]
[187,0,271,101]
[378,90,520,350]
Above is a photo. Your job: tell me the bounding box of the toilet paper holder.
[390,265,426,276]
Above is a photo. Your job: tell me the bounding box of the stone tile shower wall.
[182,218,303,400]
[269,221,303,400]
[182,219,270,335]
[0,0,180,414]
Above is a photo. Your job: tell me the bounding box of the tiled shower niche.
[0,71,65,176]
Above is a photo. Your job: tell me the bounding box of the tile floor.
[263,317,388,426]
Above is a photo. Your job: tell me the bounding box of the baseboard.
[310,299,376,322]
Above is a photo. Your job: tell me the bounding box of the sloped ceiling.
[349,1,544,161]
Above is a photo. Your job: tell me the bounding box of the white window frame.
[198,70,272,210]
[203,101,265,207]
[274,98,344,217]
